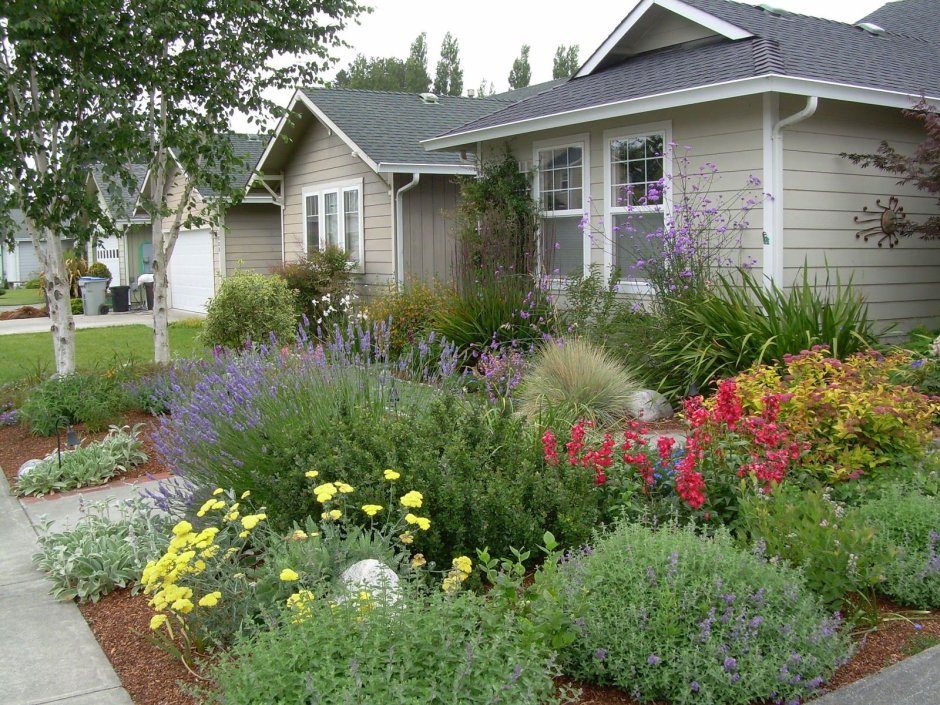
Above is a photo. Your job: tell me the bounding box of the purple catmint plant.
[476,343,529,403]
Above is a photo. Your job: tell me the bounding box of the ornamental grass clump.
[516,338,642,429]
[555,522,851,705]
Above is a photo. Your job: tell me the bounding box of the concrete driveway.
[0,309,203,336]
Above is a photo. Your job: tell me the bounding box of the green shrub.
[366,280,451,356]
[202,589,563,705]
[20,372,130,435]
[555,523,851,705]
[516,338,642,429]
[739,484,888,608]
[87,262,112,279]
[158,356,601,570]
[273,246,352,327]
[859,489,940,608]
[201,271,298,349]
[32,497,166,602]
[25,277,41,289]
[14,424,148,496]
[650,267,877,399]
[433,276,555,359]
[70,297,84,315]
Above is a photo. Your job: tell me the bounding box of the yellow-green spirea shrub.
[202,271,297,350]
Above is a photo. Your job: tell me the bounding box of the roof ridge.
[751,36,785,75]
[303,85,510,102]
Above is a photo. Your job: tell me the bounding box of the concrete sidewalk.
[0,309,203,336]
[809,643,940,704]
[0,473,158,705]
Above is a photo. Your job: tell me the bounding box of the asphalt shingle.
[435,0,940,139]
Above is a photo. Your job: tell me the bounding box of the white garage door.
[168,229,214,314]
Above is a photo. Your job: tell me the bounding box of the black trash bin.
[144,282,154,310]
[110,285,130,313]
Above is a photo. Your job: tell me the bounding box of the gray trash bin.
[78,276,110,316]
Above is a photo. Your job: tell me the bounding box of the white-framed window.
[603,123,671,287]
[533,135,590,278]
[302,178,364,268]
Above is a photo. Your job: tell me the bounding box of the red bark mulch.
[0,305,48,320]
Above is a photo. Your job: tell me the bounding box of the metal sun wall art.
[854,196,909,248]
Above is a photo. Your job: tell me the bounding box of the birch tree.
[0,3,140,374]
[131,0,363,363]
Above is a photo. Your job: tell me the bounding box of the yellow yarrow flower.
[149,614,167,630]
[314,482,338,503]
[361,504,383,517]
[223,503,240,522]
[280,568,300,582]
[400,490,423,509]
[238,530,249,538]
[405,513,431,531]
[411,553,427,568]
[399,531,414,545]
[442,575,460,594]
[288,530,308,540]
[241,513,267,530]
[171,598,194,614]
[212,488,225,496]
[336,482,355,494]
[321,509,342,521]
[198,591,222,608]
[452,556,472,576]
[304,470,320,479]
[171,521,193,537]
[383,469,400,481]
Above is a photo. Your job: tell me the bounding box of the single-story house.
[423,0,940,333]
[137,133,280,313]
[252,85,559,293]
[90,164,151,289]
[1,209,76,286]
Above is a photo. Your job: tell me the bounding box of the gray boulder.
[339,559,401,605]
[627,389,674,421]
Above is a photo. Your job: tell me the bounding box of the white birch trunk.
[151,214,172,364]
[29,222,75,374]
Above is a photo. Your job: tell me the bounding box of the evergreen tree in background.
[552,44,579,78]
[404,32,431,93]
[508,44,532,89]
[433,32,464,96]
[333,32,430,92]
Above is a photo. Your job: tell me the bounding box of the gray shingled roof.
[860,0,940,46]
[300,87,516,166]
[197,133,270,197]
[436,0,940,139]
[92,164,149,221]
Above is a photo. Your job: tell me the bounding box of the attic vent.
[757,3,786,16]
[855,21,885,35]
[419,92,439,105]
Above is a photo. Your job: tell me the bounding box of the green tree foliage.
[843,99,940,240]
[433,32,464,96]
[552,44,579,79]
[333,33,429,92]
[477,78,496,97]
[508,44,532,89]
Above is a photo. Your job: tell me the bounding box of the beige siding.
[282,119,394,295]
[397,173,460,284]
[160,164,207,231]
[782,98,940,333]
[481,95,766,279]
[224,203,281,275]
[626,8,718,55]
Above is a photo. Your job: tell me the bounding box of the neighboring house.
[90,164,151,288]
[138,134,279,314]
[1,209,75,285]
[253,85,559,292]
[423,0,940,333]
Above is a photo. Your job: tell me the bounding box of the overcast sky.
[327,0,888,92]
[235,0,890,130]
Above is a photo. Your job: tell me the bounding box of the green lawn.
[0,288,44,307]
[0,322,207,386]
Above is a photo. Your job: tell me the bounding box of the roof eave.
[376,162,476,175]
[422,75,940,151]
[575,0,754,78]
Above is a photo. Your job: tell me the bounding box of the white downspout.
[763,95,818,287]
[394,173,420,288]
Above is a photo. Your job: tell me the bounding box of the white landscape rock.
[17,459,42,478]
[339,559,402,605]
[627,389,674,422]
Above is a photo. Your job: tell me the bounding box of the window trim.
[302,177,365,271]
[532,133,591,280]
[602,121,672,292]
